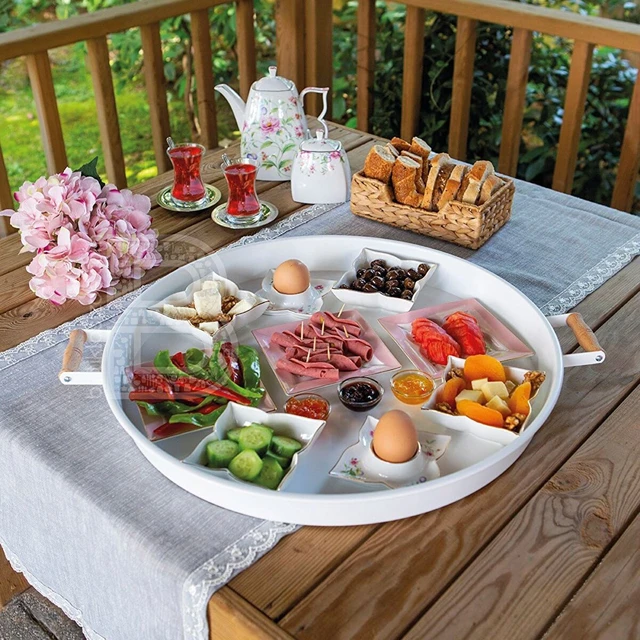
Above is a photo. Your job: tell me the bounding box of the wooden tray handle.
[60,329,88,376]
[566,313,603,353]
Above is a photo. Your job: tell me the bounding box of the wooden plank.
[279,293,640,639]
[86,36,127,188]
[235,0,257,98]
[448,16,477,161]
[400,6,425,141]
[611,75,640,212]
[544,508,640,639]
[208,588,295,640]
[552,40,594,194]
[0,0,230,62]
[230,524,377,619]
[191,9,218,149]
[0,547,29,608]
[356,0,376,132]
[0,142,14,236]
[25,51,68,175]
[140,22,172,174]
[498,28,532,176]
[275,0,306,91]
[304,0,333,118]
[405,384,640,640]
[402,0,640,53]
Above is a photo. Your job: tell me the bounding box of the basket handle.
[59,329,110,385]
[548,313,605,368]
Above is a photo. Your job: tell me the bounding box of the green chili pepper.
[136,395,218,417]
[168,405,226,427]
[183,348,210,379]
[154,350,189,379]
[209,342,264,401]
[236,344,261,390]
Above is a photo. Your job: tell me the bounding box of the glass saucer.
[211,201,278,229]
[156,184,221,212]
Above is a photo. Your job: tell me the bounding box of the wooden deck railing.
[1,0,639,237]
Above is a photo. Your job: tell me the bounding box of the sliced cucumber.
[206,440,239,468]
[254,457,285,490]
[247,422,274,434]
[238,425,273,456]
[266,450,291,469]
[228,450,263,481]
[270,435,302,459]
[226,427,243,443]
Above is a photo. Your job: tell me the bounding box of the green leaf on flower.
[281,142,297,155]
[278,159,292,170]
[76,157,105,188]
[260,140,274,149]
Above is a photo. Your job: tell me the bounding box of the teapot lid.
[253,66,295,92]
[300,129,342,153]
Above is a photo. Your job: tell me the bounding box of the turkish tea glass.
[221,156,261,220]
[167,143,206,204]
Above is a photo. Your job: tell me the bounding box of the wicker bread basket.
[350,170,515,250]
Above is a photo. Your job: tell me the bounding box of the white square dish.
[332,248,438,312]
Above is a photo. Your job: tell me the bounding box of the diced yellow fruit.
[471,378,489,390]
[455,389,485,405]
[481,381,509,402]
[505,380,516,395]
[486,395,511,417]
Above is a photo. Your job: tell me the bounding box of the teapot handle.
[300,87,329,137]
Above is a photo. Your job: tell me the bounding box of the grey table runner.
[1,182,638,640]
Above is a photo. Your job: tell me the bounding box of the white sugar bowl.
[291,130,351,205]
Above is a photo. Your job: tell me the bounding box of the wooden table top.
[1,123,639,640]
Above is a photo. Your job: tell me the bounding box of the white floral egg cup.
[257,270,334,315]
[330,415,451,489]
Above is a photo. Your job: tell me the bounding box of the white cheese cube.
[229,299,253,315]
[486,395,511,417]
[193,289,222,319]
[455,389,485,405]
[481,381,509,402]
[471,377,489,390]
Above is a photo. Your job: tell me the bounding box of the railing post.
[26,50,68,175]
[0,142,14,236]
[236,0,257,98]
[401,6,425,141]
[498,27,533,176]
[448,17,477,161]
[612,75,640,212]
[357,0,376,132]
[140,22,172,174]
[86,36,128,188]
[191,9,218,148]
[305,0,333,117]
[276,0,306,90]
[553,40,594,193]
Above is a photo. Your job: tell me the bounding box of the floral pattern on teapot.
[295,149,346,177]
[242,96,306,179]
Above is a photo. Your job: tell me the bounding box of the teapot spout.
[214,84,245,131]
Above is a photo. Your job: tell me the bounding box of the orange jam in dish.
[285,394,330,421]
[391,370,434,405]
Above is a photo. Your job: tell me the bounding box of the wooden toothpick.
[327,344,331,360]
[337,303,345,318]
[344,326,349,338]
[306,348,311,363]
[321,317,325,336]
[313,336,317,352]
[300,321,304,341]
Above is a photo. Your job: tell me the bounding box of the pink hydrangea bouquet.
[1,159,162,305]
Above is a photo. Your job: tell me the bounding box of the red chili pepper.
[199,403,223,414]
[171,352,186,370]
[173,392,207,405]
[131,370,174,399]
[221,342,243,386]
[172,376,250,405]
[151,422,196,441]
[128,390,175,403]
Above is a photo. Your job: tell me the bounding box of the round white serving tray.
[79,235,601,526]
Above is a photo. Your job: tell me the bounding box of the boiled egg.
[273,259,310,295]
[372,410,418,463]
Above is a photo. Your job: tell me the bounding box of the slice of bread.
[459,160,495,205]
[401,151,425,193]
[409,137,431,183]
[437,164,467,210]
[390,137,411,153]
[386,143,400,157]
[392,156,422,207]
[363,145,396,184]
[422,153,453,211]
[478,174,504,204]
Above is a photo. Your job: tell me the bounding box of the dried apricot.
[457,399,505,428]
[508,381,532,416]
[439,377,466,408]
[463,355,506,383]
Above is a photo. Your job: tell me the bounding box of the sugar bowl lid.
[253,66,294,92]
[300,130,342,153]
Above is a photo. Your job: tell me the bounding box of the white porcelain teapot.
[215,67,328,181]
[291,130,351,204]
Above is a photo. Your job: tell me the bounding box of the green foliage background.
[0,0,638,211]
